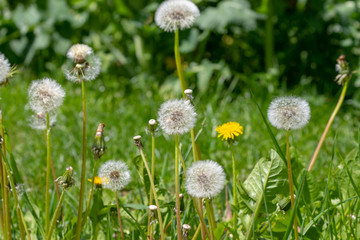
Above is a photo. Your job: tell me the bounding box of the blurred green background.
[0,0,360,202]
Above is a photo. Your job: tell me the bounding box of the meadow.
[1,0,360,239]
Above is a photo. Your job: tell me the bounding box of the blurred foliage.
[0,0,360,97]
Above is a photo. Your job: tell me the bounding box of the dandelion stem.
[139,148,165,240]
[230,144,237,230]
[81,159,98,229]
[191,223,201,240]
[116,191,125,240]
[45,113,51,235]
[174,29,186,98]
[308,80,349,171]
[47,190,65,240]
[147,135,156,239]
[205,199,215,240]
[286,130,298,240]
[75,79,87,240]
[174,134,182,240]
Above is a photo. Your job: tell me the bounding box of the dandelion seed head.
[28,78,65,114]
[155,0,200,32]
[158,99,196,135]
[0,53,10,85]
[98,160,131,191]
[29,112,57,130]
[267,96,310,130]
[185,160,226,199]
[63,44,101,82]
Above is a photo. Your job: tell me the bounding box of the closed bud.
[133,135,143,149]
[147,119,157,136]
[182,224,191,239]
[56,166,75,189]
[335,54,351,85]
[184,89,194,104]
[92,123,106,160]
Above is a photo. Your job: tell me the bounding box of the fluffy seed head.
[267,96,311,130]
[99,160,131,191]
[185,160,226,199]
[158,99,197,135]
[28,78,65,114]
[0,53,10,85]
[155,0,200,32]
[63,44,101,82]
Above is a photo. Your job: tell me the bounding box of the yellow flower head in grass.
[88,176,107,188]
[216,122,243,141]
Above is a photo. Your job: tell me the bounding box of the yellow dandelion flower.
[88,176,107,187]
[216,122,243,141]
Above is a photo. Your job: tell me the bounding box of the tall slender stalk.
[147,134,156,238]
[45,113,51,235]
[81,159,98,229]
[75,80,87,240]
[308,81,349,171]
[204,200,215,240]
[138,147,165,240]
[115,191,125,240]
[47,190,65,240]
[230,144,237,230]
[174,30,186,98]
[174,135,182,240]
[286,130,298,240]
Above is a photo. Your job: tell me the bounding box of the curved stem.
[81,159,98,228]
[230,144,237,230]
[174,135,182,240]
[139,148,165,240]
[47,190,65,240]
[45,113,51,235]
[174,30,186,98]
[147,135,156,239]
[308,81,349,171]
[75,80,87,240]
[116,191,125,240]
[286,130,298,240]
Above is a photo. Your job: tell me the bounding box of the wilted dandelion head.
[29,112,57,130]
[28,78,65,114]
[267,96,310,131]
[216,122,243,142]
[98,160,131,191]
[0,53,10,85]
[155,0,200,32]
[63,44,101,83]
[158,99,197,135]
[185,160,226,199]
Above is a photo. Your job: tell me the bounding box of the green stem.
[174,135,182,240]
[45,113,51,235]
[147,135,156,238]
[81,159,98,229]
[0,149,7,240]
[116,191,125,240]
[194,198,210,240]
[191,223,201,240]
[47,190,65,240]
[286,130,298,240]
[139,148,165,240]
[308,81,349,171]
[208,199,217,229]
[174,29,186,98]
[204,200,215,240]
[230,144,237,229]
[75,80,87,240]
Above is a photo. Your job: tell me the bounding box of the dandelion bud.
[158,99,197,135]
[185,160,226,199]
[92,123,106,160]
[182,224,191,239]
[28,78,65,114]
[0,53,10,86]
[335,54,351,85]
[98,160,131,191]
[56,166,75,189]
[267,96,311,131]
[184,89,194,104]
[133,135,143,149]
[155,0,200,32]
[147,119,157,136]
[149,205,158,225]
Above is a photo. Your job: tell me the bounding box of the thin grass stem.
[116,191,125,240]
[46,190,65,240]
[45,113,51,235]
[81,159,98,228]
[175,134,182,240]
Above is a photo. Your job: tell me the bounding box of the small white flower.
[185,160,226,199]
[157,99,197,135]
[63,44,101,82]
[28,78,65,114]
[99,160,131,191]
[0,53,11,85]
[29,112,57,130]
[267,96,310,130]
[155,0,200,32]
